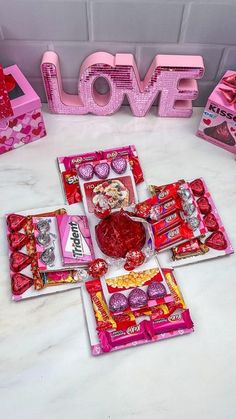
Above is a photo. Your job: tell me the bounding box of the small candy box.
[0,64,46,155]
[197,70,236,154]
[81,261,194,356]
[149,178,234,266]
[56,215,94,266]
[135,181,207,252]
[57,145,144,205]
[6,206,87,301]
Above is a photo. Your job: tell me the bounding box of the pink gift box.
[0,64,46,155]
[197,70,236,154]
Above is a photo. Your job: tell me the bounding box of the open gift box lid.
[1,64,41,121]
[0,64,14,120]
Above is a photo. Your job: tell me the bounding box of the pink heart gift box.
[0,64,46,155]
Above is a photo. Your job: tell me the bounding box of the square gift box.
[0,64,46,155]
[197,70,236,154]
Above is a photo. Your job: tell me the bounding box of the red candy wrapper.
[153,224,194,251]
[153,212,182,234]
[86,279,117,331]
[95,210,146,259]
[62,170,81,205]
[172,238,209,260]
[149,197,182,222]
[0,64,13,120]
[148,181,185,197]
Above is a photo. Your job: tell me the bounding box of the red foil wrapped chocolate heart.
[11,273,33,295]
[10,251,32,272]
[7,214,27,232]
[203,213,219,232]
[190,179,205,196]
[197,197,212,214]
[8,232,29,251]
[95,210,146,258]
[205,231,227,250]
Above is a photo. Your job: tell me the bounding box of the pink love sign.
[41,51,204,118]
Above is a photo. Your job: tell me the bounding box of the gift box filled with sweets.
[0,63,46,155]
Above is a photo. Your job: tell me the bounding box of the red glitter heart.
[11,273,33,295]
[190,178,205,197]
[197,197,211,215]
[32,126,42,136]
[205,231,227,250]
[8,232,29,251]
[203,213,219,232]
[7,214,27,232]
[203,118,211,126]
[10,251,32,272]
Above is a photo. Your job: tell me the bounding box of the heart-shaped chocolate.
[128,288,147,308]
[11,273,33,295]
[10,251,32,272]
[8,232,29,251]
[77,163,94,180]
[197,197,211,214]
[204,213,219,232]
[94,162,110,179]
[190,179,205,196]
[205,231,227,250]
[7,213,27,232]
[111,157,127,174]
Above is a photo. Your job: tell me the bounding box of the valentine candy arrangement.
[0,63,46,155]
[197,70,236,154]
[41,51,204,117]
[6,144,234,355]
[6,205,93,301]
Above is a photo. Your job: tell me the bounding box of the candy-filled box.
[135,181,207,252]
[0,64,46,155]
[6,205,93,301]
[57,145,144,205]
[149,178,234,267]
[81,259,194,356]
[197,70,236,154]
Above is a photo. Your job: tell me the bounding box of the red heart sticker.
[203,118,211,126]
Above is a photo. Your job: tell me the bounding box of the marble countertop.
[1,106,236,419]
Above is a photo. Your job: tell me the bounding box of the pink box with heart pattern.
[197,70,236,154]
[0,64,46,155]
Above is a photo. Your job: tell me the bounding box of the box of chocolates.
[0,64,46,155]
[197,70,236,154]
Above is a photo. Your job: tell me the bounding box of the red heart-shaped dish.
[205,231,227,250]
[190,179,205,196]
[197,197,211,214]
[203,213,219,232]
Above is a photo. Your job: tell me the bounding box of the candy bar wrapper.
[56,214,94,266]
[57,145,144,205]
[81,266,194,356]
[6,205,86,301]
